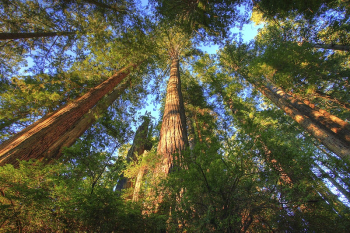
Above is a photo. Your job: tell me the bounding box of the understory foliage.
[1,0,350,232]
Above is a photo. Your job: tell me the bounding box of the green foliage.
[1,1,350,232]
[151,0,251,42]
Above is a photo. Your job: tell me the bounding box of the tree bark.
[157,58,188,175]
[43,76,132,162]
[0,63,138,167]
[0,32,75,40]
[256,82,350,161]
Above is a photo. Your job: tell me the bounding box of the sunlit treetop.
[150,0,252,43]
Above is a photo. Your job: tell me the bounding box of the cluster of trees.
[0,0,349,231]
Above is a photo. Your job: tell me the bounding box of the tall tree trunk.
[0,63,138,167]
[0,32,75,40]
[256,82,350,161]
[157,58,188,175]
[218,89,295,185]
[115,117,152,193]
[43,76,132,161]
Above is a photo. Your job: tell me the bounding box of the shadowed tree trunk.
[0,63,138,167]
[43,76,132,162]
[256,82,350,161]
[0,32,76,40]
[157,58,188,175]
[115,116,152,193]
[314,163,350,201]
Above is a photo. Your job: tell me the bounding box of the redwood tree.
[220,43,350,161]
[157,57,188,175]
[0,63,138,166]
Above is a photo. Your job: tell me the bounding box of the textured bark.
[312,43,350,51]
[0,32,75,40]
[115,117,152,193]
[0,63,138,166]
[157,58,188,175]
[259,138,294,184]
[256,83,350,160]
[286,92,350,144]
[43,76,132,162]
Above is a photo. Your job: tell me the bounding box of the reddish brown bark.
[43,76,132,161]
[0,63,138,167]
[157,58,188,175]
[0,32,75,40]
[257,83,350,160]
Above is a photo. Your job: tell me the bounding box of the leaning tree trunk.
[0,63,138,167]
[256,82,350,161]
[0,32,76,40]
[157,58,188,175]
[115,116,152,193]
[314,163,350,201]
[43,76,132,162]
[215,86,295,185]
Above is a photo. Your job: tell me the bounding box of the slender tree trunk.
[257,137,294,184]
[0,32,75,40]
[157,58,188,175]
[43,76,132,161]
[312,43,349,51]
[314,163,350,201]
[0,63,138,167]
[115,117,152,193]
[221,91,295,185]
[256,82,350,160]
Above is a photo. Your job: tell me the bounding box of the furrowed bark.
[0,32,75,40]
[157,58,188,175]
[0,63,138,167]
[285,91,350,144]
[43,76,132,162]
[256,83,350,161]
